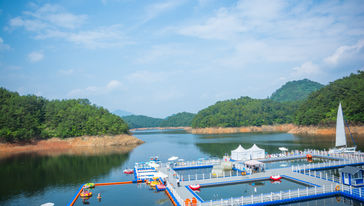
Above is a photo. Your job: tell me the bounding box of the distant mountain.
[122,115,163,129]
[295,71,364,125]
[123,112,196,129]
[270,79,323,102]
[160,112,196,127]
[192,97,298,128]
[112,109,133,117]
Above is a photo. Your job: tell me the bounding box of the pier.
[161,150,364,205]
[69,150,364,206]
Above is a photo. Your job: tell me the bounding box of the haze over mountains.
[122,72,364,128]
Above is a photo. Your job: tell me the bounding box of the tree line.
[0,88,128,142]
[192,71,364,128]
[123,112,195,128]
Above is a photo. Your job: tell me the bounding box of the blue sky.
[0,0,363,118]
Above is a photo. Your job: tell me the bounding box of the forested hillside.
[123,112,195,128]
[295,71,364,125]
[122,115,163,128]
[160,112,195,127]
[270,79,323,102]
[0,88,129,142]
[192,97,298,128]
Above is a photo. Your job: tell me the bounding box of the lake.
[1,130,363,206]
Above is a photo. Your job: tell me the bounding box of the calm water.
[264,157,334,170]
[197,178,312,201]
[1,130,363,206]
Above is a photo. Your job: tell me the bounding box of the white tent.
[231,145,250,161]
[248,144,265,159]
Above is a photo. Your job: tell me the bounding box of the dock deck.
[162,150,364,205]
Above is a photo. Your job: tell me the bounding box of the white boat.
[329,103,357,154]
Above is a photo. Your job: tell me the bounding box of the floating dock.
[69,150,364,205]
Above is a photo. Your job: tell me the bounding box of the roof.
[232,145,247,153]
[244,160,264,166]
[340,166,362,175]
[248,144,264,151]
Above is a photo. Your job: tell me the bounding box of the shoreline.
[130,127,192,132]
[0,134,144,159]
[191,124,364,135]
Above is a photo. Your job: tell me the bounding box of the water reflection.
[0,149,130,202]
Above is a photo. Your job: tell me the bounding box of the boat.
[329,103,357,153]
[83,183,95,188]
[156,184,166,191]
[270,175,282,181]
[123,169,134,174]
[189,184,201,190]
[80,190,92,197]
[150,181,159,188]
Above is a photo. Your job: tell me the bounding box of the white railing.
[267,149,364,161]
[180,170,247,182]
[195,184,361,206]
[292,157,364,172]
[300,169,341,183]
[172,159,221,168]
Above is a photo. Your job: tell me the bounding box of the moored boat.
[329,103,357,153]
[80,190,92,197]
[123,169,134,174]
[189,184,200,190]
[156,184,166,191]
[270,175,282,181]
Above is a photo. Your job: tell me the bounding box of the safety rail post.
[288,189,291,198]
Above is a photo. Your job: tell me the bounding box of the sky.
[0,0,364,118]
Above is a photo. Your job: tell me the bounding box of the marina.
[68,104,364,206]
[68,150,364,206]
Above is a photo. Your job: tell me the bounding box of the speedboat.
[270,175,282,181]
[123,169,134,174]
[189,184,201,190]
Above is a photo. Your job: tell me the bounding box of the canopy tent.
[168,156,178,161]
[248,144,265,159]
[231,145,250,161]
[279,147,288,152]
[244,160,264,167]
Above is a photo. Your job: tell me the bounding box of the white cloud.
[59,69,74,75]
[28,51,44,62]
[66,25,128,49]
[8,4,128,49]
[143,1,183,24]
[324,39,364,65]
[68,80,124,97]
[178,8,246,40]
[126,70,167,84]
[20,4,87,29]
[0,37,10,51]
[292,61,321,77]
[106,80,122,89]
